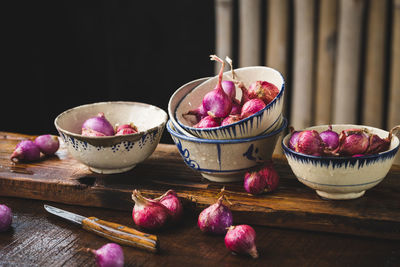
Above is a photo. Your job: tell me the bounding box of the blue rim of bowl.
[175,67,285,133]
[167,117,287,144]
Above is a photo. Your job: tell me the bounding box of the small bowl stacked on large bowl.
[167,65,287,183]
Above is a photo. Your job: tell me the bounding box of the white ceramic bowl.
[167,117,287,183]
[55,101,168,174]
[282,124,400,200]
[174,66,285,139]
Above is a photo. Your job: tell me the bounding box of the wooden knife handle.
[82,217,159,253]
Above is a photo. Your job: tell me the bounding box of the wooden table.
[1,132,400,266]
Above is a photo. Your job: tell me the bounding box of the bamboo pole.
[215,0,233,74]
[239,0,261,67]
[290,0,315,129]
[315,0,338,125]
[362,0,387,128]
[332,0,365,124]
[389,0,400,165]
[266,0,289,155]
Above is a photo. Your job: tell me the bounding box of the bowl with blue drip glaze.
[173,66,285,140]
[167,117,287,182]
[55,101,168,174]
[282,124,400,200]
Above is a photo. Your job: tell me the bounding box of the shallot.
[0,204,12,232]
[221,115,241,126]
[154,190,183,223]
[10,140,41,162]
[225,225,258,258]
[202,55,232,118]
[198,195,233,235]
[240,99,266,119]
[222,80,236,100]
[34,134,60,155]
[319,125,339,151]
[295,130,325,156]
[333,129,370,156]
[247,80,279,105]
[131,190,171,230]
[115,123,138,136]
[194,116,221,128]
[82,113,115,136]
[85,243,124,267]
[244,161,279,195]
[288,127,300,151]
[184,104,208,123]
[230,99,242,115]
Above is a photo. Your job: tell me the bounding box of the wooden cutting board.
[1,131,399,240]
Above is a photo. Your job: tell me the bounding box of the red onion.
[248,81,279,105]
[202,55,232,118]
[224,225,258,258]
[365,127,396,154]
[295,130,325,156]
[319,125,339,151]
[82,113,115,136]
[34,134,60,155]
[230,99,242,115]
[240,99,266,119]
[288,127,300,151]
[154,190,183,223]
[222,80,236,100]
[333,129,369,156]
[86,243,124,267]
[244,161,279,195]
[0,204,12,232]
[194,115,221,128]
[115,123,138,136]
[10,140,41,162]
[131,190,171,230]
[198,195,233,235]
[221,115,241,126]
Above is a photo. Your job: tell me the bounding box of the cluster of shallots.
[184,55,279,128]
[243,161,279,195]
[10,134,60,163]
[197,190,259,259]
[81,112,138,137]
[131,189,183,230]
[289,125,397,157]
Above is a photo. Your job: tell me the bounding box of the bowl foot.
[316,190,365,200]
[201,173,243,183]
[89,165,136,174]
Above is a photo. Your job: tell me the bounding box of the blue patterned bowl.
[167,117,287,182]
[174,66,285,139]
[282,124,400,200]
[54,101,168,174]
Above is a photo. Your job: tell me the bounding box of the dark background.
[2,0,224,144]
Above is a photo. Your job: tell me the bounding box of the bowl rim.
[54,101,168,140]
[174,66,285,133]
[167,117,287,144]
[281,124,400,160]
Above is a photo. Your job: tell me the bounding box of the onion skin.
[87,243,124,267]
[82,113,115,136]
[225,225,258,258]
[115,123,138,136]
[240,99,266,119]
[34,135,60,155]
[333,129,369,156]
[222,80,236,100]
[198,196,233,235]
[230,99,242,115]
[288,127,300,151]
[194,116,221,128]
[221,115,241,126]
[244,162,279,195]
[131,190,171,230]
[0,204,12,232]
[10,140,41,162]
[248,80,279,105]
[295,130,325,156]
[155,190,183,223]
[319,125,339,151]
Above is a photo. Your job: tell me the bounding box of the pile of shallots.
[289,125,398,157]
[81,112,138,137]
[184,55,279,128]
[10,134,60,163]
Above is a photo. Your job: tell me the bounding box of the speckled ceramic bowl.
[55,101,168,174]
[282,124,400,200]
[167,117,287,183]
[174,66,285,139]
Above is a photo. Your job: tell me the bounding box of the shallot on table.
[225,225,258,258]
[244,161,279,195]
[34,134,60,155]
[85,243,124,267]
[154,189,183,223]
[0,204,12,232]
[198,194,233,235]
[10,140,41,162]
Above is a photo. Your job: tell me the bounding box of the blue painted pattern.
[172,137,200,170]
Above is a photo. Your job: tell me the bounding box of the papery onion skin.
[82,113,115,136]
[248,80,279,105]
[244,161,279,195]
[221,115,241,126]
[334,129,369,156]
[10,140,41,162]
[131,190,171,230]
[115,123,138,136]
[288,127,300,151]
[222,80,236,100]
[198,196,233,235]
[224,225,258,259]
[155,190,183,223]
[194,116,221,128]
[87,243,124,267]
[240,99,266,119]
[295,130,325,156]
[0,204,12,232]
[34,135,60,155]
[319,125,339,151]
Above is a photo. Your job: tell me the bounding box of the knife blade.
[44,205,159,253]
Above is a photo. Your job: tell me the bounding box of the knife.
[44,205,159,253]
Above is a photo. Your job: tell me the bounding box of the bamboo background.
[215,0,399,163]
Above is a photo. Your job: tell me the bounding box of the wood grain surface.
[1,132,400,241]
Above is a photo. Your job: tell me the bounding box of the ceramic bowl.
[174,66,285,139]
[54,101,168,174]
[167,117,287,183]
[282,124,400,200]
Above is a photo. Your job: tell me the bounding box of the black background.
[2,0,220,144]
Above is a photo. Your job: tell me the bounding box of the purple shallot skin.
[87,243,124,267]
[224,225,258,258]
[240,98,266,119]
[319,125,339,151]
[247,80,279,105]
[34,134,60,155]
[333,129,370,156]
[82,112,115,136]
[222,80,236,100]
[221,115,241,126]
[295,130,325,156]
[230,99,242,115]
[194,116,221,128]
[244,161,280,195]
[0,204,12,232]
[198,196,233,235]
[10,140,41,162]
[288,127,300,151]
[155,189,183,223]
